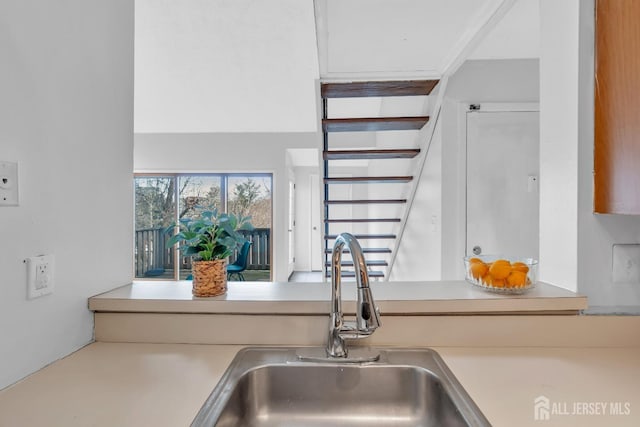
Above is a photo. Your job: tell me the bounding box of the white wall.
[538,0,580,292]
[447,59,540,102]
[386,59,540,281]
[320,0,499,78]
[538,0,640,311]
[134,133,318,282]
[389,122,443,281]
[469,0,540,60]
[575,0,640,313]
[135,0,319,133]
[440,59,540,280]
[364,98,427,275]
[0,0,133,389]
[440,100,467,280]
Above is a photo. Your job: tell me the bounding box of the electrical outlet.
[0,161,19,206]
[612,244,640,285]
[35,262,50,289]
[26,255,55,299]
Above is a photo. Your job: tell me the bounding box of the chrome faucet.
[327,233,382,358]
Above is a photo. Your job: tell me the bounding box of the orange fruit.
[489,259,511,280]
[469,257,483,264]
[470,262,488,280]
[507,271,527,288]
[492,278,506,288]
[512,262,529,274]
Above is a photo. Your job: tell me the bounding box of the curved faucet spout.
[328,233,382,358]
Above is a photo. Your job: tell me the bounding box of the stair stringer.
[385,77,449,280]
[363,96,430,275]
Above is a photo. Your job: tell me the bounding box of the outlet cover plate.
[612,244,640,285]
[0,161,19,206]
[26,255,55,299]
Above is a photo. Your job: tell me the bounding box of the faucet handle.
[357,287,382,332]
[367,304,382,330]
[361,302,372,320]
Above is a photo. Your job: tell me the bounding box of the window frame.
[134,172,274,281]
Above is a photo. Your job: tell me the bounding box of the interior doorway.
[286,148,322,280]
[466,107,540,260]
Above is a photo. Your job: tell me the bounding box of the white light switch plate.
[612,244,640,285]
[26,255,55,299]
[0,161,19,206]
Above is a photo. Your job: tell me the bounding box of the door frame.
[449,102,540,279]
[287,179,296,278]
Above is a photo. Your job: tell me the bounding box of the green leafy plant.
[165,209,253,261]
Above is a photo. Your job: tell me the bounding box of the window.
[134,174,272,281]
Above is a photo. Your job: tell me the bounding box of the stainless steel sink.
[192,347,490,427]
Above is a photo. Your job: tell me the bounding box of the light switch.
[527,175,538,193]
[0,161,19,206]
[612,244,640,285]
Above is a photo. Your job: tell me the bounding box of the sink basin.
[192,347,490,427]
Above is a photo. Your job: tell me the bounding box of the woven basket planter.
[192,259,228,297]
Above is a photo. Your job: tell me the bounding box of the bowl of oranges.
[464,255,537,294]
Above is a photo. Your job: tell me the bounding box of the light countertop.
[89,280,587,314]
[0,342,638,427]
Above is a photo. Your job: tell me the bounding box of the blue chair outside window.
[185,241,252,282]
[227,241,252,281]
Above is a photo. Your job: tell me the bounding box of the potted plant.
[166,209,253,297]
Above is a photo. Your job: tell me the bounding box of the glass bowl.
[463,255,538,295]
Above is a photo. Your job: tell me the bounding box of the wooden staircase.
[321,79,439,280]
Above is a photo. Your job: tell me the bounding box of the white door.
[466,110,539,259]
[288,180,296,276]
[310,174,322,271]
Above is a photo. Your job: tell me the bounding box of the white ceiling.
[316,0,540,79]
[320,0,488,78]
[470,0,540,59]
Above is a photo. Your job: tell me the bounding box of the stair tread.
[325,248,392,254]
[323,117,429,132]
[325,176,413,184]
[325,260,388,267]
[321,80,439,98]
[325,199,407,205]
[325,234,396,239]
[324,149,420,160]
[325,218,401,223]
[325,270,385,278]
